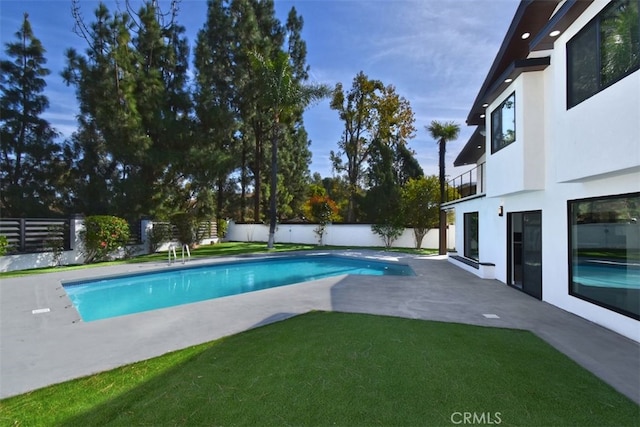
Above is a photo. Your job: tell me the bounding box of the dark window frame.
[567,191,640,320]
[567,0,640,108]
[464,212,479,261]
[490,92,516,154]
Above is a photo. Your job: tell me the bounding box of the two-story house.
[445,0,639,341]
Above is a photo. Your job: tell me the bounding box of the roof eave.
[454,126,485,167]
[467,56,551,126]
[465,0,561,125]
[529,0,594,52]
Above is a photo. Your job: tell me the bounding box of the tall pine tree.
[194,0,316,223]
[244,0,285,222]
[276,8,314,220]
[193,0,240,221]
[59,116,117,216]
[62,1,192,220]
[0,13,61,217]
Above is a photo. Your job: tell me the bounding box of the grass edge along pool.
[63,255,415,322]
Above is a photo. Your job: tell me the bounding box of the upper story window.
[491,92,516,154]
[567,0,640,108]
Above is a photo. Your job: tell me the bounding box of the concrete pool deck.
[1,250,638,403]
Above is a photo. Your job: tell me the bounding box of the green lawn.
[0,242,436,278]
[1,312,637,426]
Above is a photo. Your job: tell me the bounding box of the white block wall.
[225,221,455,250]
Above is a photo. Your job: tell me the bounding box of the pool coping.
[1,250,639,404]
[60,251,415,287]
[62,252,415,322]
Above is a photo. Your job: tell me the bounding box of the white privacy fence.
[0,217,454,273]
[574,223,639,250]
[225,221,455,249]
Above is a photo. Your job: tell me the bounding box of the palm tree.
[426,120,460,255]
[251,51,331,249]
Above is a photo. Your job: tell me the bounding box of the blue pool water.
[573,262,639,289]
[64,255,414,322]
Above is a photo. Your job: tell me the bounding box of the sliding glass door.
[508,211,542,299]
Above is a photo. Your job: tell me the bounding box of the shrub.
[47,224,67,266]
[80,216,130,263]
[217,219,228,240]
[371,223,404,249]
[304,195,340,246]
[171,213,199,248]
[0,235,8,256]
[148,222,172,252]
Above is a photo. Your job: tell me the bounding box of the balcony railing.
[445,162,485,203]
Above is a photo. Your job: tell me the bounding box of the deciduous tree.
[331,73,416,222]
[303,194,339,245]
[401,176,440,249]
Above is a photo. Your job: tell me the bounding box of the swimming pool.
[572,262,640,289]
[63,255,414,322]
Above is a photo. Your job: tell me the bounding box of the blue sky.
[0,0,518,179]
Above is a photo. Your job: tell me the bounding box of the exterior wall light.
[498,205,504,217]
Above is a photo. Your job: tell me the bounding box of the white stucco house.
[445,0,639,341]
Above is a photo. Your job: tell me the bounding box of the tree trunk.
[413,227,426,250]
[253,124,262,223]
[438,140,446,204]
[240,140,247,222]
[438,139,447,255]
[347,177,357,223]
[267,121,279,249]
[347,194,355,223]
[439,210,447,255]
[216,177,224,222]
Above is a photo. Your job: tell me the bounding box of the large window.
[490,92,516,154]
[568,192,640,319]
[567,0,640,108]
[464,212,479,261]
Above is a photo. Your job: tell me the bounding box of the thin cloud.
[0,0,517,177]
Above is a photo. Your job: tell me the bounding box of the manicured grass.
[1,312,637,426]
[577,249,640,261]
[0,242,436,278]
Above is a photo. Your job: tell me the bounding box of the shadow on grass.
[5,313,637,427]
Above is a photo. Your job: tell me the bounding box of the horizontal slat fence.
[197,220,217,239]
[0,217,217,255]
[127,220,142,246]
[152,220,217,241]
[0,218,71,254]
